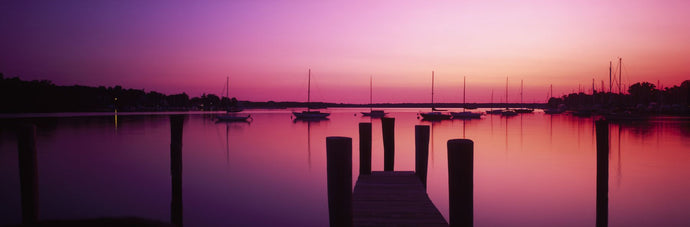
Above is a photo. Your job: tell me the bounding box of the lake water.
[1,108,690,226]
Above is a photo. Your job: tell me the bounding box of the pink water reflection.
[1,110,689,226]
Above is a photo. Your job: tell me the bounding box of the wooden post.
[382,117,395,171]
[326,137,353,227]
[17,124,38,225]
[359,123,372,175]
[415,125,430,188]
[170,115,184,227]
[595,120,609,227]
[447,139,473,227]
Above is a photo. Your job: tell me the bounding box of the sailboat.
[486,89,503,114]
[361,76,387,117]
[514,80,534,113]
[216,76,251,121]
[293,69,330,119]
[544,105,566,114]
[544,84,565,114]
[420,71,452,120]
[501,76,518,116]
[501,109,518,116]
[451,76,482,119]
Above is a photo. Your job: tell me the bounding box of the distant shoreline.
[3,105,690,119]
[3,74,688,115]
[0,103,547,115]
[318,102,546,109]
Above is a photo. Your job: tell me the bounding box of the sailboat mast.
[226,76,229,99]
[431,71,435,109]
[491,89,494,111]
[609,61,612,93]
[505,76,508,109]
[370,75,373,111]
[462,76,466,110]
[307,69,311,111]
[618,57,622,94]
[592,78,596,105]
[520,79,524,106]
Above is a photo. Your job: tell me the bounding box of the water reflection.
[215,121,250,165]
[680,121,690,137]
[615,125,623,189]
[293,119,330,171]
[0,109,689,226]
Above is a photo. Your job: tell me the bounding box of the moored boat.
[293,110,330,119]
[514,80,534,113]
[486,109,504,115]
[361,76,388,118]
[515,108,534,113]
[420,71,451,121]
[544,108,565,114]
[486,89,502,114]
[501,109,518,116]
[361,110,387,117]
[500,77,518,117]
[451,76,483,119]
[293,69,330,120]
[420,111,453,120]
[217,113,251,121]
[451,111,482,119]
[216,76,251,122]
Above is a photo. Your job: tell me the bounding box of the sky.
[1,0,689,103]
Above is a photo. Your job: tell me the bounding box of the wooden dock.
[327,123,472,227]
[352,171,448,227]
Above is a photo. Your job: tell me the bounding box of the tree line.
[548,80,690,114]
[2,73,688,113]
[0,73,240,113]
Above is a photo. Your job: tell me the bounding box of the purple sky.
[2,1,689,103]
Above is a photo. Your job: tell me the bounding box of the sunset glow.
[1,0,688,103]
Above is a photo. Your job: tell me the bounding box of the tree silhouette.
[628,82,657,105]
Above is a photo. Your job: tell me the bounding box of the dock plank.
[352,171,448,227]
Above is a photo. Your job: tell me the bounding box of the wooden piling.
[447,139,473,227]
[595,120,609,227]
[415,125,430,188]
[359,123,372,176]
[382,117,395,171]
[170,115,184,227]
[326,137,353,227]
[17,124,38,225]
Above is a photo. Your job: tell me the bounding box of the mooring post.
[382,117,395,171]
[447,139,473,227]
[595,120,609,227]
[326,137,353,227]
[415,125,430,188]
[359,122,372,175]
[170,115,184,227]
[17,124,38,225]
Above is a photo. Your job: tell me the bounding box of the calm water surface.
[1,108,689,226]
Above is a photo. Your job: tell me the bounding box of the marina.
[2,109,690,226]
[2,1,690,226]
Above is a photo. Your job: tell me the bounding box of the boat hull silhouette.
[216,113,251,121]
[420,112,452,120]
[293,111,330,119]
[361,110,387,118]
[451,111,482,119]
